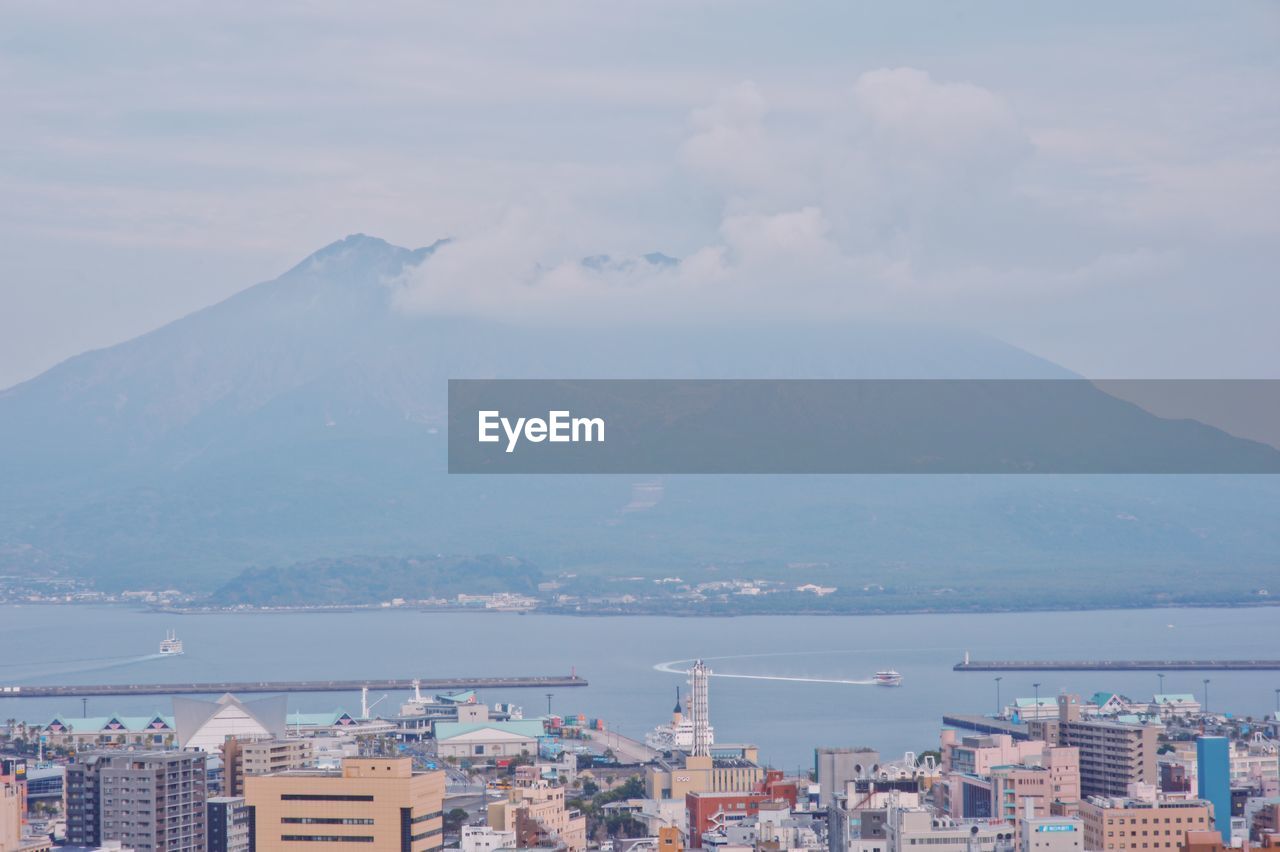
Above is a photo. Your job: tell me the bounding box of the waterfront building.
[34,714,176,750]
[815,749,880,808]
[65,751,208,852]
[1195,737,1230,843]
[1149,696,1201,720]
[1078,795,1211,851]
[207,796,252,852]
[173,693,288,752]
[245,757,444,852]
[434,719,544,759]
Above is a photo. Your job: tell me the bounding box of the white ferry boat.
[159,630,184,656]
[874,669,902,686]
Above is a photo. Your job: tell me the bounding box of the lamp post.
[995,677,1003,718]
[1202,679,1210,714]
[1274,687,1279,712]
[1157,673,1165,695]
[1033,683,1041,721]
[546,693,554,717]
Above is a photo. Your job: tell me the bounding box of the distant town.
[3,658,1280,852]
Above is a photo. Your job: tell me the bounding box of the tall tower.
[689,660,712,757]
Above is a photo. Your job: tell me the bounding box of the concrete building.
[1178,830,1224,852]
[460,824,516,852]
[434,720,544,759]
[1195,738,1230,843]
[207,797,252,852]
[815,749,880,808]
[1033,695,1160,799]
[34,714,177,750]
[2,759,51,852]
[647,747,765,802]
[883,804,1016,852]
[245,757,444,852]
[1078,795,1211,852]
[1020,813,1082,852]
[173,694,288,753]
[65,751,208,852]
[221,738,314,797]
[487,778,586,852]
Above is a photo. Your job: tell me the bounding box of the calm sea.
[3,605,1278,773]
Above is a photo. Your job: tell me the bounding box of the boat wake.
[0,652,170,685]
[653,655,876,686]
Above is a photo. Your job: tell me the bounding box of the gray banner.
[448,379,1280,474]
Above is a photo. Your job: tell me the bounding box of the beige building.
[487,779,586,852]
[1079,796,1211,851]
[246,757,444,852]
[2,763,50,852]
[222,738,315,797]
[1033,695,1160,799]
[646,750,764,801]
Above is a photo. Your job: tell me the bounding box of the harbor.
[954,656,1280,671]
[0,674,587,699]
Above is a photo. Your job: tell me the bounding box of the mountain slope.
[1,235,1276,597]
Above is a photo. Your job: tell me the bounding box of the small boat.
[874,669,902,687]
[159,629,184,656]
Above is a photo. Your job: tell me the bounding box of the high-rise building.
[65,751,208,852]
[207,796,253,852]
[487,776,587,852]
[1038,694,1159,799]
[689,660,712,758]
[245,757,444,852]
[2,758,50,852]
[1195,737,1230,843]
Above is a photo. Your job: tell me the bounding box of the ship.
[873,669,902,686]
[159,630,184,656]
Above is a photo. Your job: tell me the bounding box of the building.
[1178,830,1224,852]
[685,771,799,847]
[647,750,766,802]
[35,714,177,750]
[2,759,51,852]
[1020,813,1082,852]
[459,824,516,852]
[173,694,288,753]
[1035,695,1160,799]
[883,804,1016,852]
[815,749,881,808]
[1078,795,1211,852]
[1150,696,1201,720]
[65,751,208,852]
[433,719,545,759]
[487,778,586,852]
[1195,738,1230,843]
[207,797,252,852]
[221,738,315,797]
[245,757,444,852]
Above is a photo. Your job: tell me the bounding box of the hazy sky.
[2,1,1278,388]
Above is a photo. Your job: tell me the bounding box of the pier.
[954,658,1280,672]
[0,674,587,699]
[941,714,1031,740]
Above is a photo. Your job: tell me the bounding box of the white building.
[173,693,287,752]
[460,825,516,852]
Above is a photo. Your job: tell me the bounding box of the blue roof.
[434,720,545,741]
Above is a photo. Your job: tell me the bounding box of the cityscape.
[3,655,1280,852]
[4,3,1279,852]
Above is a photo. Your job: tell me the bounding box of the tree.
[444,808,470,833]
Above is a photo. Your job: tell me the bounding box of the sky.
[2,1,1279,388]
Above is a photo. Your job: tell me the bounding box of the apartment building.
[65,751,208,852]
[1033,695,1159,799]
[207,796,252,852]
[487,778,586,852]
[221,738,314,797]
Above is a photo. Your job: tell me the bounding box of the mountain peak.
[291,234,448,281]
